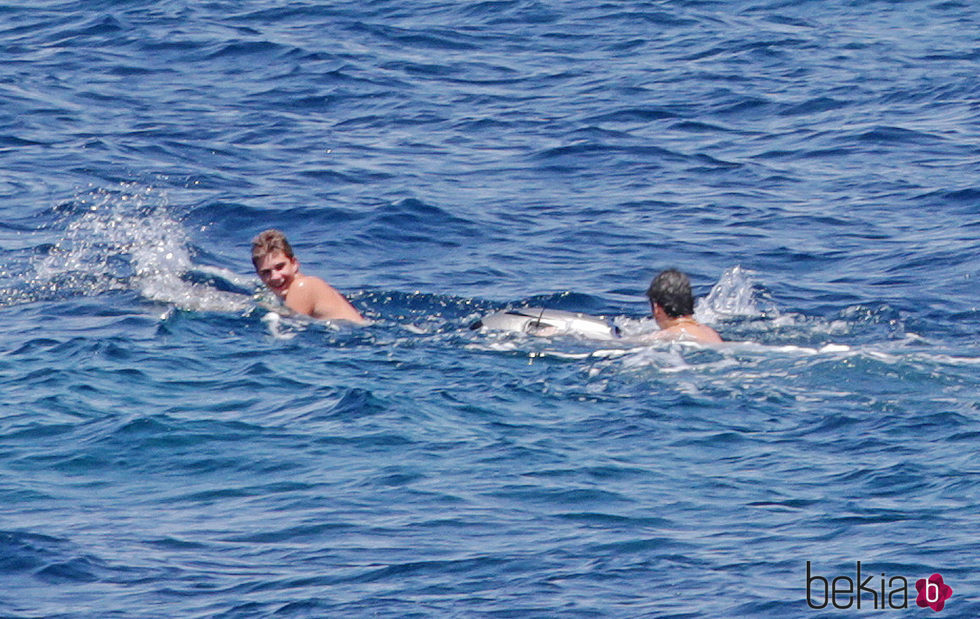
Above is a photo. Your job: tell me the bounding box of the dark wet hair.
[645,269,694,318]
[251,229,294,267]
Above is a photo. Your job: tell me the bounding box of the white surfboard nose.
[471,308,620,340]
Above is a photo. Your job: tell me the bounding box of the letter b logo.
[916,574,952,612]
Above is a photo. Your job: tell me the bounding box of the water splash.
[610,265,768,338]
[261,312,298,340]
[695,265,771,323]
[28,184,252,313]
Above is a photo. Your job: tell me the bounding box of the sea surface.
[1,1,978,617]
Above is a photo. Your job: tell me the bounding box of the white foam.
[33,184,253,314]
[262,311,297,340]
[912,353,980,366]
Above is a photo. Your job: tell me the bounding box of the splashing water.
[612,265,766,338]
[30,185,253,313]
[695,265,770,323]
[35,186,188,287]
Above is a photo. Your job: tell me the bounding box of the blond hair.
[251,229,294,267]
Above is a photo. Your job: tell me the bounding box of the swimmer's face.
[255,251,299,298]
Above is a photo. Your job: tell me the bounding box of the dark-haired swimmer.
[644,269,722,344]
[251,229,365,324]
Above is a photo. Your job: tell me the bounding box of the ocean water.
[1,1,978,616]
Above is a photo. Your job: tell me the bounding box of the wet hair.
[251,229,294,267]
[645,269,694,318]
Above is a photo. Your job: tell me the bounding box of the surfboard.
[470,307,620,340]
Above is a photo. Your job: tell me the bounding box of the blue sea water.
[1,0,979,616]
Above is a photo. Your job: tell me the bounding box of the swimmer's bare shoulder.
[655,322,722,344]
[638,319,722,345]
[286,274,366,323]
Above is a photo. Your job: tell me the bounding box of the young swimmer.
[645,269,722,344]
[251,229,366,323]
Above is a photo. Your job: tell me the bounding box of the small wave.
[0,530,67,575]
[583,107,681,124]
[856,125,947,145]
[776,96,848,117]
[205,39,291,61]
[361,198,481,248]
